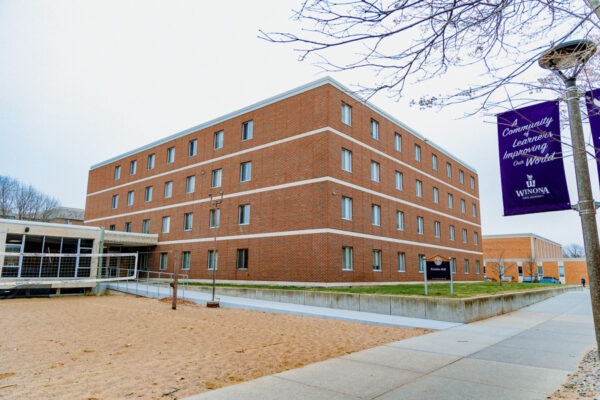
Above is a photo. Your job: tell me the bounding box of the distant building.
[46,207,85,225]
[482,233,587,284]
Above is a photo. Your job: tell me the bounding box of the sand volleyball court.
[0,295,429,399]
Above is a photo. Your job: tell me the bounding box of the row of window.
[160,249,249,271]
[341,247,480,273]
[111,162,252,209]
[340,103,476,189]
[113,121,253,180]
[341,197,479,244]
[342,149,477,217]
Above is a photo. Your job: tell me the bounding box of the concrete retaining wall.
[185,285,578,323]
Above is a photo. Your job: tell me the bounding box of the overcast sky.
[1,1,597,248]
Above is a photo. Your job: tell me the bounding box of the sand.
[0,295,429,399]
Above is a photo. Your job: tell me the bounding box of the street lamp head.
[539,39,597,71]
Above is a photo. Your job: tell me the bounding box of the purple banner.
[497,100,571,216]
[585,89,600,189]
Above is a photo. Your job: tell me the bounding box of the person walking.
[581,277,586,288]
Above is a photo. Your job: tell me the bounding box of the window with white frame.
[464,259,470,274]
[342,197,352,220]
[209,209,220,228]
[342,247,353,271]
[214,130,224,149]
[164,181,173,198]
[472,204,477,218]
[372,250,382,271]
[474,232,478,245]
[238,204,250,225]
[242,120,253,140]
[184,212,193,231]
[147,154,155,170]
[167,147,175,164]
[142,219,150,234]
[415,144,421,161]
[112,194,118,209]
[211,169,222,188]
[159,253,168,270]
[449,225,455,241]
[162,216,170,233]
[471,176,475,189]
[446,162,452,178]
[240,161,252,182]
[181,251,191,270]
[371,161,380,182]
[461,199,466,214]
[451,258,457,273]
[476,260,480,274]
[433,187,439,203]
[341,102,352,125]
[145,186,152,202]
[127,191,134,206]
[370,119,379,140]
[341,148,352,172]
[448,193,453,208]
[416,180,423,197]
[237,249,248,270]
[395,133,402,152]
[462,228,467,243]
[208,250,218,270]
[395,171,403,190]
[418,254,425,272]
[188,139,197,157]
[372,204,381,226]
[396,211,404,231]
[130,160,137,175]
[417,216,424,234]
[432,154,438,170]
[124,222,131,232]
[434,221,440,238]
[114,166,121,180]
[398,252,406,272]
[186,176,195,194]
[459,170,464,184]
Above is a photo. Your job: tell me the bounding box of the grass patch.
[185,282,562,298]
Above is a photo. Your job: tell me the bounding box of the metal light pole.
[539,39,600,352]
[207,190,223,308]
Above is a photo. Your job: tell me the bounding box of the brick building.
[84,77,483,283]
[482,233,588,284]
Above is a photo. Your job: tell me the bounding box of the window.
[448,193,453,209]
[342,247,353,271]
[240,161,252,182]
[371,204,381,226]
[417,216,424,234]
[214,130,224,149]
[211,169,222,188]
[472,204,477,218]
[111,195,118,209]
[233,249,248,271]
[446,162,451,178]
[142,219,150,234]
[459,170,464,184]
[181,251,191,271]
[395,171,403,190]
[130,160,137,175]
[114,166,121,180]
[184,212,193,231]
[186,176,195,194]
[433,187,439,203]
[341,102,352,125]
[449,225,455,241]
[398,252,406,272]
[432,154,438,170]
[558,265,565,278]
[109,224,116,231]
[471,176,475,190]
[462,228,468,243]
[434,221,440,238]
[537,264,544,277]
[147,154,155,170]
[164,181,173,198]
[461,199,466,214]
[415,144,421,162]
[394,133,402,152]
[127,191,134,206]
[371,161,380,182]
[341,148,352,172]
[418,254,425,273]
[162,216,170,233]
[396,211,404,231]
[474,232,479,245]
[167,147,175,164]
[209,209,220,228]
[238,204,250,225]
[341,197,352,220]
[451,258,457,273]
[208,250,218,270]
[372,250,382,271]
[464,259,470,274]
[188,139,197,157]
[476,260,481,274]
[159,253,168,270]
[124,222,131,232]
[242,120,253,141]
[370,119,379,140]
[416,180,422,197]
[145,186,152,202]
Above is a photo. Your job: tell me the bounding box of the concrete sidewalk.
[183,290,595,400]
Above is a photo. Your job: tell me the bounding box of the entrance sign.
[497,100,571,216]
[424,255,453,295]
[585,89,600,188]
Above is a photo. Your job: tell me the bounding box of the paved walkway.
[106,282,459,330]
[179,289,595,400]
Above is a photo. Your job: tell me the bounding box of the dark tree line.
[0,176,60,222]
